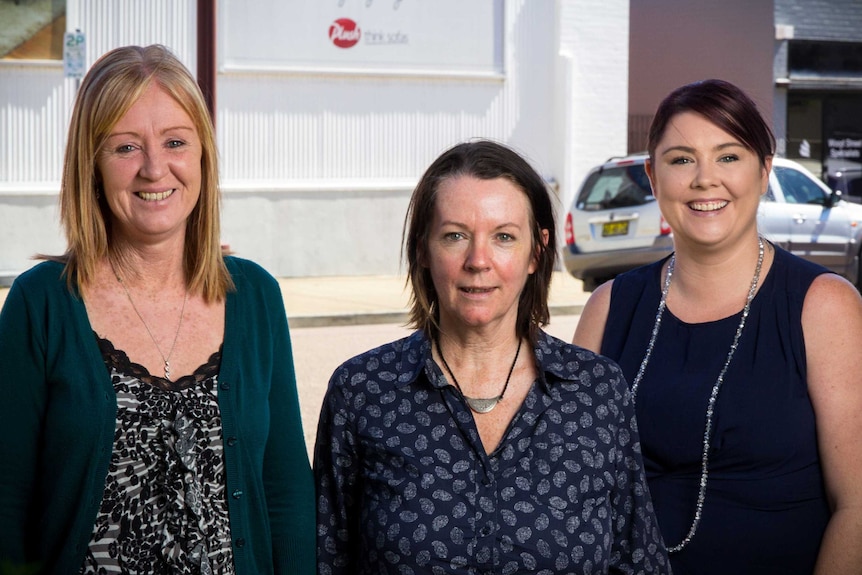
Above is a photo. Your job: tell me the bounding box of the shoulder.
[572,279,613,352]
[612,258,665,296]
[537,330,625,384]
[329,331,428,390]
[804,272,862,319]
[7,261,72,301]
[223,256,281,302]
[224,256,278,287]
[13,260,66,286]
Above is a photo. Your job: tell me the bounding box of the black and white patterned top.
[314,330,671,575]
[80,338,234,575]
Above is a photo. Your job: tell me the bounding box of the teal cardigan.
[0,257,315,574]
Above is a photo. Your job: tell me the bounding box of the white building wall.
[216,0,559,276]
[0,0,196,280]
[0,0,630,279]
[555,0,630,217]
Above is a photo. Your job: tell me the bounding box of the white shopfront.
[0,0,629,279]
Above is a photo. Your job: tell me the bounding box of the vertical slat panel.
[0,0,196,185]
[0,67,74,183]
[217,70,522,184]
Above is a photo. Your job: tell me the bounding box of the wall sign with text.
[222,0,504,76]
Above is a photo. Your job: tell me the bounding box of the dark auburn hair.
[647,79,775,168]
[402,140,557,344]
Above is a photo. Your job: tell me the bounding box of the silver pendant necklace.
[437,337,522,414]
[113,266,188,381]
[630,236,764,554]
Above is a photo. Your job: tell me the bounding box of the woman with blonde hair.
[0,45,314,574]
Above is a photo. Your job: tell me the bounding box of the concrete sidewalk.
[0,271,590,326]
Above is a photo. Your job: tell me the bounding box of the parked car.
[563,154,862,291]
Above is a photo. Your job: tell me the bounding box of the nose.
[139,147,168,181]
[464,239,491,271]
[692,161,718,189]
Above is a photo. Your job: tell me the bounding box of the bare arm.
[572,279,614,353]
[803,274,862,574]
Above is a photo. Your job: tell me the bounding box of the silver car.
[563,155,862,290]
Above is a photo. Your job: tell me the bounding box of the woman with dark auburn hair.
[574,79,862,574]
[0,45,314,574]
[315,140,671,574]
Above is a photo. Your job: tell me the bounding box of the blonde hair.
[55,44,232,300]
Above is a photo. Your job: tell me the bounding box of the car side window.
[577,165,652,211]
[773,165,828,205]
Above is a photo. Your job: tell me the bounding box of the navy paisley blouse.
[314,330,670,575]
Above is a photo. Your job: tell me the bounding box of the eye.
[114,144,136,154]
[167,139,186,149]
[670,156,692,165]
[497,232,515,242]
[719,154,739,163]
[444,231,464,241]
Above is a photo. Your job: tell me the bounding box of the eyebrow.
[106,125,196,139]
[660,142,746,156]
[437,220,524,231]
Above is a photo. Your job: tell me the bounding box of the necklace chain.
[437,337,522,414]
[113,266,188,381]
[631,237,764,554]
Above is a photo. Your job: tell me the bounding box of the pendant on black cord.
[464,395,502,414]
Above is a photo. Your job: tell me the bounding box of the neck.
[435,327,521,366]
[666,235,767,322]
[670,235,765,290]
[107,242,187,291]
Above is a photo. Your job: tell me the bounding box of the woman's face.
[96,83,202,246]
[424,175,541,335]
[645,111,771,249]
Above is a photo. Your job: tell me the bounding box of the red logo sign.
[329,18,361,48]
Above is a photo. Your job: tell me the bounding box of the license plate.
[601,220,629,237]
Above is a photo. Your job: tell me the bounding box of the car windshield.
[577,164,653,211]
[773,165,829,205]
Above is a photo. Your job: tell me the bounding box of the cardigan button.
[235,538,246,548]
[232,489,243,499]
[220,381,231,390]
[227,436,237,447]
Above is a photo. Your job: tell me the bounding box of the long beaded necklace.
[112,265,189,381]
[437,337,522,414]
[630,236,764,553]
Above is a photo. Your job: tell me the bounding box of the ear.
[529,228,549,274]
[644,158,657,197]
[761,156,773,196]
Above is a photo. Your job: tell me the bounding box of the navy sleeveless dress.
[601,246,831,574]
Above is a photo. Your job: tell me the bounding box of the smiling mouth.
[137,189,175,201]
[689,200,728,212]
[461,287,493,294]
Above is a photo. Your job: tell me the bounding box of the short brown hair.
[402,140,557,343]
[56,44,232,300]
[647,79,775,168]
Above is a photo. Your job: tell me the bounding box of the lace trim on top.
[80,336,235,575]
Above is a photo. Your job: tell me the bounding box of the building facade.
[775,0,862,179]
[0,0,630,280]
